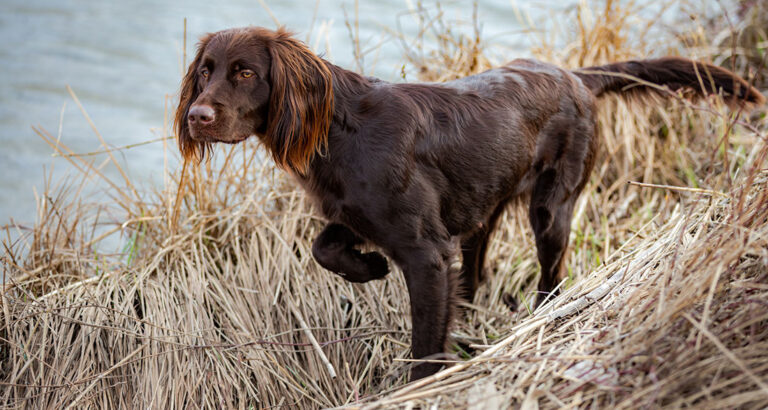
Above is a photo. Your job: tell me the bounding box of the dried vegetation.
[2,1,767,408]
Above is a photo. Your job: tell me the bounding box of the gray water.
[0,0,544,229]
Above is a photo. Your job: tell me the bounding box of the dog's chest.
[293,170,346,221]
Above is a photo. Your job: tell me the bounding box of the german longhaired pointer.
[176,27,764,380]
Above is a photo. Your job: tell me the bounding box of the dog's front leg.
[398,243,456,380]
[311,223,389,283]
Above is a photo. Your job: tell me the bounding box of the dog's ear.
[265,28,334,174]
[175,33,214,162]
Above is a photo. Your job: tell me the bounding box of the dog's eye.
[240,70,255,79]
[200,68,210,78]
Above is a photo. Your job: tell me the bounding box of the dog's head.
[175,27,334,173]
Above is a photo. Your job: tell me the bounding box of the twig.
[256,0,280,27]
[628,181,729,198]
[52,137,171,158]
[171,159,188,232]
[35,273,116,303]
[545,265,627,320]
[288,299,337,379]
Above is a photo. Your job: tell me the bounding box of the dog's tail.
[574,57,765,106]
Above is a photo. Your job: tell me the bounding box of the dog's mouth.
[189,113,254,145]
[192,132,250,145]
[221,134,250,144]
[189,124,250,145]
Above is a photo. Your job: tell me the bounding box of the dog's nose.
[188,105,215,125]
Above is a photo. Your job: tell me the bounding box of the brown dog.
[175,27,764,380]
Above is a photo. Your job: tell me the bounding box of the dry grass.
[2,1,767,408]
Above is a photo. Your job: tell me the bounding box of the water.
[0,0,547,229]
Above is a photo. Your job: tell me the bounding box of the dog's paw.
[361,251,389,280]
[334,251,390,283]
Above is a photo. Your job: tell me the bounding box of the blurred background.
[0,0,727,226]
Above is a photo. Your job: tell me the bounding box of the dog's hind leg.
[459,232,487,302]
[527,111,596,307]
[312,223,389,283]
[459,202,506,301]
[528,169,578,307]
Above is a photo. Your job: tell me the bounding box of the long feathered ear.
[265,28,334,174]
[175,34,214,162]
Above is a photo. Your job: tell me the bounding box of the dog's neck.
[324,61,377,128]
[293,62,376,213]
